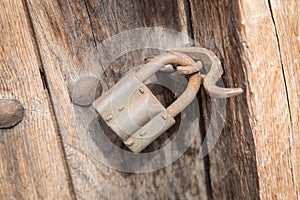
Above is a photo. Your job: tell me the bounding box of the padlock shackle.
[136,52,202,117]
[136,52,195,81]
[167,71,201,117]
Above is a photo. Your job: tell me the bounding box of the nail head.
[118,106,124,111]
[161,114,168,120]
[106,115,113,122]
[70,76,102,107]
[126,139,134,147]
[0,99,24,129]
[139,130,146,137]
[139,87,144,94]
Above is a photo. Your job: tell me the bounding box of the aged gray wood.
[0,0,73,199]
[189,0,259,199]
[3,0,295,198]
[26,0,208,199]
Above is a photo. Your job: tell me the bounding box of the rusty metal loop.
[136,51,202,117]
[176,61,203,75]
[169,47,243,98]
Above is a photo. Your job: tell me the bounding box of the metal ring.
[136,51,202,117]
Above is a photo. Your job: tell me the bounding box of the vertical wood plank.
[239,0,299,199]
[189,0,259,199]
[268,1,300,197]
[26,0,208,199]
[0,0,73,199]
[190,0,299,199]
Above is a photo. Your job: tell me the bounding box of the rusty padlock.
[93,51,202,153]
[93,48,244,153]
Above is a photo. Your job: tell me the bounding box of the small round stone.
[0,99,24,129]
[70,76,102,107]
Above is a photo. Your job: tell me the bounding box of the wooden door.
[0,0,299,199]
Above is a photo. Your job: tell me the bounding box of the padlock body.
[93,72,175,152]
[124,109,175,153]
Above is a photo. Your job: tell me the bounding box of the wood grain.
[3,0,296,198]
[26,0,208,199]
[239,0,299,199]
[0,0,73,199]
[190,0,299,199]
[189,0,259,199]
[268,0,300,197]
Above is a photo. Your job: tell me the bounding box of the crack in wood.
[83,0,111,88]
[23,0,77,199]
[267,0,293,127]
[267,1,298,199]
[22,0,47,91]
[185,1,213,199]
[184,0,195,44]
[84,1,97,47]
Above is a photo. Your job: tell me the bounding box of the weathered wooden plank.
[239,0,299,199]
[26,0,208,199]
[189,1,259,199]
[268,1,300,197]
[0,0,73,199]
[191,0,299,199]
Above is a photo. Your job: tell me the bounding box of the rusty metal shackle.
[169,47,243,98]
[136,51,201,117]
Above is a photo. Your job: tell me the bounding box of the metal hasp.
[169,47,243,98]
[93,48,243,153]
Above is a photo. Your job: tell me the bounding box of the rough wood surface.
[268,1,300,198]
[26,0,208,199]
[191,0,299,199]
[2,0,298,199]
[239,0,299,199]
[0,0,73,199]
[190,1,259,199]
